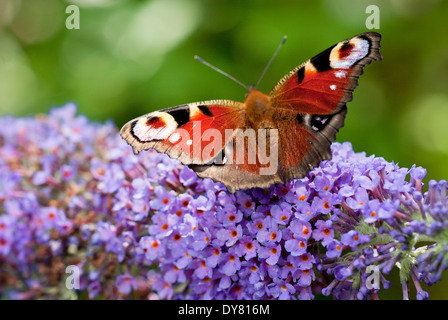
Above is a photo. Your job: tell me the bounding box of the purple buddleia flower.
[333,265,353,281]
[268,278,296,300]
[115,274,138,295]
[312,219,334,246]
[311,172,334,193]
[346,187,369,210]
[296,253,315,270]
[148,212,178,238]
[179,166,198,187]
[191,228,211,251]
[192,259,213,279]
[326,240,343,258]
[216,224,243,247]
[97,163,125,194]
[163,264,187,284]
[204,246,221,268]
[216,207,243,227]
[137,236,165,262]
[258,244,282,265]
[256,224,282,246]
[270,203,292,225]
[284,237,308,257]
[341,230,364,249]
[361,199,382,223]
[2,105,448,300]
[240,261,265,284]
[235,236,259,259]
[235,191,256,215]
[151,278,173,299]
[149,186,176,211]
[87,280,101,299]
[219,250,242,276]
[60,164,77,182]
[0,235,12,256]
[289,220,312,240]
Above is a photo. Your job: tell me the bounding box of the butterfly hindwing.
[273,106,348,183]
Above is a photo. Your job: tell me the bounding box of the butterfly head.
[245,85,258,99]
[244,87,271,117]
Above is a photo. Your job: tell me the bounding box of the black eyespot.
[311,114,333,131]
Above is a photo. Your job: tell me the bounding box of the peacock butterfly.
[120,32,382,193]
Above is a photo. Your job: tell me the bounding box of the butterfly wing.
[121,100,282,192]
[269,32,382,182]
[120,101,244,165]
[270,32,382,114]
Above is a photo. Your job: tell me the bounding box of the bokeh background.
[0,0,447,299]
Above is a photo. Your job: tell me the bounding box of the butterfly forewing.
[120,101,244,165]
[270,32,382,114]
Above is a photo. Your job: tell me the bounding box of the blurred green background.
[1,0,447,299]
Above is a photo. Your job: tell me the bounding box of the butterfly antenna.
[255,35,287,89]
[194,55,249,90]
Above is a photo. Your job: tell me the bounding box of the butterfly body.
[244,88,271,118]
[121,32,382,193]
